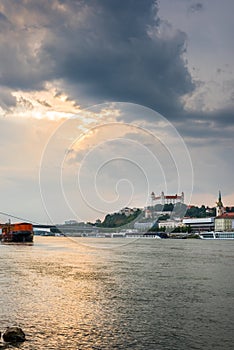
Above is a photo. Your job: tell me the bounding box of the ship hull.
[1,223,34,243]
[5,231,33,243]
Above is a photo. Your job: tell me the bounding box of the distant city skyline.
[0,1,233,224]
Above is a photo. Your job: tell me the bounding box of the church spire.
[217,190,223,207]
[216,190,225,216]
[219,190,222,203]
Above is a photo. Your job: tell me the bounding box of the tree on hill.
[185,205,215,218]
[96,209,142,228]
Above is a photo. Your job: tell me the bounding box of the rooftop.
[216,213,234,219]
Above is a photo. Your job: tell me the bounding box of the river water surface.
[0,237,233,349]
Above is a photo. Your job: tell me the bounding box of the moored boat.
[0,222,34,243]
[199,231,234,239]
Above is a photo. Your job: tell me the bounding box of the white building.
[158,220,182,230]
[182,217,215,232]
[118,207,138,216]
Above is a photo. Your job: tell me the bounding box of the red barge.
[0,222,34,243]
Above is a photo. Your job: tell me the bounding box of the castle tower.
[151,192,155,207]
[161,191,165,205]
[216,190,225,217]
[181,192,184,204]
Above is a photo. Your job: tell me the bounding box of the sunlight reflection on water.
[0,236,234,349]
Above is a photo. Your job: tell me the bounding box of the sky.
[0,0,233,224]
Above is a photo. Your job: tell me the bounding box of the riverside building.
[214,191,234,231]
[182,217,215,233]
[215,213,234,232]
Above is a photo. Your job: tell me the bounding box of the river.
[0,236,233,349]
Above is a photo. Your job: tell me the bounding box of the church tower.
[216,190,225,217]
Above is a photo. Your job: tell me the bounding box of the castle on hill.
[150,191,184,205]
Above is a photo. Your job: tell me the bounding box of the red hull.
[1,222,34,243]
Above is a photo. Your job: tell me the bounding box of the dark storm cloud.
[0,0,59,92]
[0,0,195,117]
[175,106,234,144]
[0,0,233,140]
[41,0,195,117]
[191,106,234,128]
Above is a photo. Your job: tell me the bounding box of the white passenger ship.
[199,231,234,239]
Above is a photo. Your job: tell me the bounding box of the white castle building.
[151,191,184,205]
